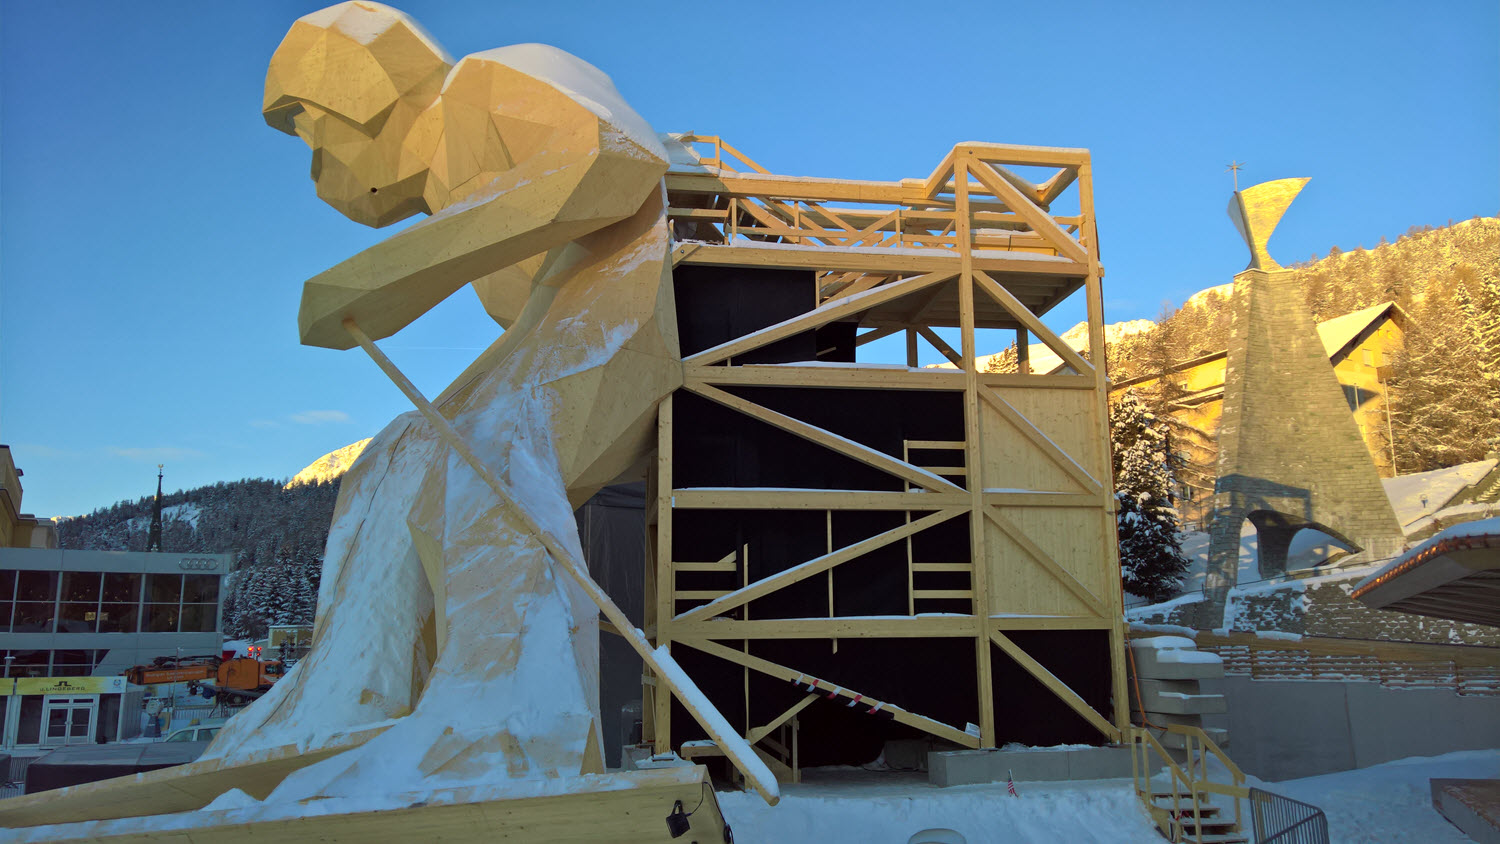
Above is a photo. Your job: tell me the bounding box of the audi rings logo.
[178,557,219,571]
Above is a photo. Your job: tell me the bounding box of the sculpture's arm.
[297,113,667,350]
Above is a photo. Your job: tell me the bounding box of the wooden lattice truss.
[642,137,1129,763]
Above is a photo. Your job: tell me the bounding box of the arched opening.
[1246,510,1364,579]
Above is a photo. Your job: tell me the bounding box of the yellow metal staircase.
[1128,724,1249,844]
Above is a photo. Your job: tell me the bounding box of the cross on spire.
[1226,160,1246,192]
[146,464,164,552]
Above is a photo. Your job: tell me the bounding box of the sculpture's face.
[283,100,433,228]
[263,3,452,228]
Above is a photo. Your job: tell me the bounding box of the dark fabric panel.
[673,265,817,363]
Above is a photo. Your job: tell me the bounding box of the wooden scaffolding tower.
[642,136,1128,767]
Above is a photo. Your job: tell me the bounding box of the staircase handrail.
[1128,726,1209,842]
[1129,725,1251,843]
[1165,724,1247,791]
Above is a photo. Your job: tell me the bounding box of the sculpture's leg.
[204,412,442,762]
[265,435,599,799]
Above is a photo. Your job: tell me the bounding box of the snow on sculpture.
[201,1,773,803]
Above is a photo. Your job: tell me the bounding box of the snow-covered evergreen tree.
[1110,391,1190,602]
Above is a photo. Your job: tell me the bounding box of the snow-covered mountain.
[286,438,372,488]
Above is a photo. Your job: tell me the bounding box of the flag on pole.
[1007,769,1019,797]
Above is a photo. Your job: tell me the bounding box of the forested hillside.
[1110,217,1500,472]
[56,478,340,639]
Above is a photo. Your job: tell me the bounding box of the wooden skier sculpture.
[205,1,774,802]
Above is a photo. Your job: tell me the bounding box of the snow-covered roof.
[1351,516,1500,626]
[1314,301,1402,360]
[1383,459,1499,527]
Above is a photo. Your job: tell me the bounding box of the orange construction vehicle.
[187,648,285,704]
[123,656,217,687]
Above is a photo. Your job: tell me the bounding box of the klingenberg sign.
[0,676,128,696]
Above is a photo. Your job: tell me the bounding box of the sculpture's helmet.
[263,2,453,227]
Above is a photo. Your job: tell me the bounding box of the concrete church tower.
[1199,178,1405,627]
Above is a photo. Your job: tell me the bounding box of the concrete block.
[1432,779,1500,844]
[1131,644,1225,680]
[1135,679,1227,715]
[929,749,994,788]
[1065,746,1134,779]
[928,746,1136,786]
[1158,727,1229,750]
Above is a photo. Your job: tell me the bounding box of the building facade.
[0,547,230,749]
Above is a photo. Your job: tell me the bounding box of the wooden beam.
[978,385,1103,495]
[748,694,819,744]
[959,142,1091,168]
[684,382,967,495]
[966,159,1090,265]
[916,326,964,367]
[855,324,904,346]
[674,508,966,623]
[687,364,963,391]
[972,269,1094,377]
[672,489,969,511]
[654,395,675,755]
[670,242,1085,278]
[681,638,980,748]
[989,630,1120,742]
[990,615,1114,631]
[984,507,1108,617]
[685,271,956,366]
[980,373,1093,390]
[674,616,974,640]
[955,157,997,748]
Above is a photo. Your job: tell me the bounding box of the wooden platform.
[2,765,726,844]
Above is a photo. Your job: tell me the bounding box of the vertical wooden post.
[1077,161,1130,733]
[906,328,919,368]
[1016,328,1030,375]
[956,154,996,747]
[654,394,675,753]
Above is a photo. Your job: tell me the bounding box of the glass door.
[41,697,96,746]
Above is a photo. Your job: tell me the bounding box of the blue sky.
[2,1,1495,518]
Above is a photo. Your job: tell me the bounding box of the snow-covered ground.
[717,750,1500,843]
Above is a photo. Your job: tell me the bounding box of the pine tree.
[1111,391,1190,602]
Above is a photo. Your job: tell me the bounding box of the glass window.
[202,727,219,740]
[102,573,141,604]
[52,649,95,669]
[180,604,218,633]
[50,663,91,677]
[97,603,140,633]
[57,603,98,633]
[142,604,179,633]
[16,570,58,602]
[60,572,100,603]
[10,649,48,678]
[145,574,181,604]
[1363,349,1373,366]
[12,603,55,633]
[16,696,43,744]
[182,575,219,604]
[0,569,16,601]
[165,730,192,742]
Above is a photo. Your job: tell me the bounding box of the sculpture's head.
[263,2,453,227]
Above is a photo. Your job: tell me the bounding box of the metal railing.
[1128,724,1248,843]
[1250,787,1329,844]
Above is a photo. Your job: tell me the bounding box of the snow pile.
[718,775,1162,844]
[1268,749,1500,844]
